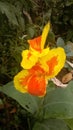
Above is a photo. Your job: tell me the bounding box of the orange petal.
[28,36,41,52]
[16,67,46,96]
[47,56,58,76]
[27,75,46,96]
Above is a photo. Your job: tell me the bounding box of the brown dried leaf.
[62,72,72,83]
[66,60,73,68]
[51,77,68,88]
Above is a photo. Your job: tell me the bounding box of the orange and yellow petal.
[40,47,66,78]
[21,50,38,69]
[14,69,46,96]
[28,36,41,52]
[14,70,29,93]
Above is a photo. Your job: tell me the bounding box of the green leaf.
[0,81,40,114]
[33,119,69,130]
[0,2,18,26]
[0,99,3,105]
[43,81,73,119]
[48,31,55,44]
[56,37,65,47]
[27,25,35,38]
[66,1,73,6]
[0,1,25,29]
[65,119,73,130]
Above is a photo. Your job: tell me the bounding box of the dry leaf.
[51,77,68,88]
[66,60,73,68]
[62,72,72,83]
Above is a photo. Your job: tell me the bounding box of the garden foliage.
[0,0,73,129]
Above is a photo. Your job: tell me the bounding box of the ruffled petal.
[21,50,38,69]
[14,70,29,93]
[40,47,66,78]
[14,69,46,96]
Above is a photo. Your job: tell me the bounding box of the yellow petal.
[14,70,28,93]
[39,48,49,57]
[30,48,50,58]
[41,22,50,49]
[40,47,66,78]
[21,50,38,69]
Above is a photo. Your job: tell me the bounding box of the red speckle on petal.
[47,56,58,75]
[20,74,31,87]
[19,64,46,96]
[29,63,45,74]
[27,52,32,59]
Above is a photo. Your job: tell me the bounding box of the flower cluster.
[14,22,66,96]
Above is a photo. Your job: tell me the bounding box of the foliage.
[43,0,73,41]
[1,81,73,129]
[0,0,38,84]
[0,0,73,129]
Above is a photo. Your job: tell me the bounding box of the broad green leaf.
[65,119,73,130]
[43,81,73,119]
[46,81,56,92]
[0,81,41,114]
[33,119,69,130]
[56,37,65,47]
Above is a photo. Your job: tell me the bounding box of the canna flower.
[14,22,66,97]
